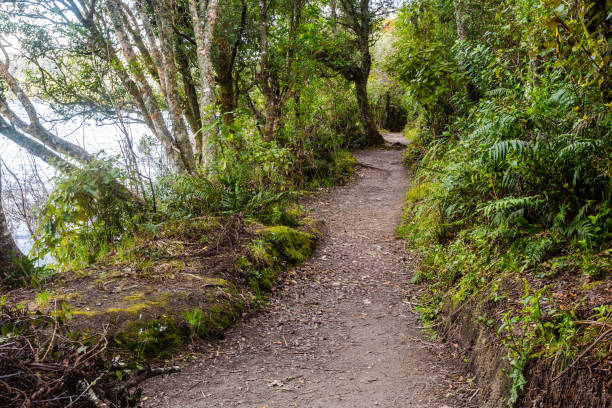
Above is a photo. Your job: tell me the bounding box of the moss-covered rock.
[255,226,317,266]
[113,317,183,359]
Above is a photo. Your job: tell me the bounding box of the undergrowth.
[401,125,612,405]
[392,0,612,404]
[29,120,355,274]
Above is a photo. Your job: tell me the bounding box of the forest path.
[143,135,474,407]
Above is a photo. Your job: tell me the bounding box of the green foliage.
[33,158,142,270]
[184,307,206,340]
[393,0,612,400]
[389,0,465,136]
[35,289,51,307]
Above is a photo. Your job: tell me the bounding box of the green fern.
[488,140,534,163]
[481,196,541,218]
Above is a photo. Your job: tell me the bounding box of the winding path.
[143,134,474,407]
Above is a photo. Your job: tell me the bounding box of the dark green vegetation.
[1,0,610,406]
[390,0,612,406]
[0,1,392,406]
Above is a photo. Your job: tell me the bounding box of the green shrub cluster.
[392,0,612,403]
[33,103,355,271]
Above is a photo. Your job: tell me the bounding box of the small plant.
[35,289,52,307]
[184,307,205,340]
[249,238,273,266]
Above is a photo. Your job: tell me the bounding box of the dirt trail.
[143,133,475,407]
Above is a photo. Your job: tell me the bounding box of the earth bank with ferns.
[390,0,612,406]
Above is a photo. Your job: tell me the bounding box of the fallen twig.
[552,327,612,382]
[114,366,181,395]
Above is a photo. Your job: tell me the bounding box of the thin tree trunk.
[330,0,338,26]
[216,31,237,127]
[257,0,279,142]
[453,0,468,40]
[189,0,220,165]
[107,0,188,173]
[0,166,26,286]
[355,77,383,145]
[153,0,196,173]
[219,0,246,128]
[175,37,202,135]
[0,117,75,172]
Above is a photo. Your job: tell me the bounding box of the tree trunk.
[190,0,220,166]
[0,167,26,286]
[257,0,279,142]
[106,0,189,173]
[175,37,202,135]
[216,31,237,127]
[152,0,196,173]
[262,100,277,142]
[453,0,468,40]
[218,72,236,127]
[355,77,383,145]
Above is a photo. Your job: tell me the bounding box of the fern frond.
[485,87,513,98]
[481,195,541,218]
[488,140,534,163]
[556,139,601,160]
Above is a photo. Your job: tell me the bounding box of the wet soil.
[143,134,477,407]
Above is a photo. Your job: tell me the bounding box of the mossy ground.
[4,215,318,362]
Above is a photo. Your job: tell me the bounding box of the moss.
[123,292,145,302]
[255,226,317,266]
[113,317,183,360]
[200,297,245,336]
[72,309,96,317]
[106,295,168,314]
[204,277,231,287]
[107,302,151,314]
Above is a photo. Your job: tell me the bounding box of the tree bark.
[175,37,202,135]
[106,0,191,173]
[453,0,468,40]
[216,29,237,127]
[355,77,382,145]
[189,0,220,165]
[152,0,196,172]
[0,116,75,173]
[0,166,26,286]
[257,0,279,142]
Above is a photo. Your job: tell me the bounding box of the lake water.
[1,101,159,255]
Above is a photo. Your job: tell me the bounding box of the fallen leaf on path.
[268,380,283,387]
